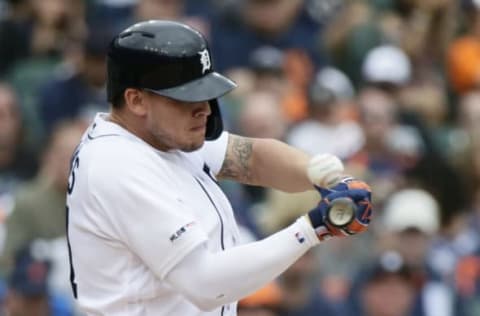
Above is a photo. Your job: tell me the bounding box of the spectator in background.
[361,45,412,91]
[0,0,31,76]
[323,0,379,85]
[0,0,86,77]
[2,0,86,152]
[209,0,322,124]
[365,45,453,160]
[378,189,455,316]
[314,66,356,110]
[381,189,440,269]
[131,0,211,36]
[134,0,186,20]
[238,91,287,141]
[397,81,451,154]
[324,0,455,85]
[350,87,406,204]
[429,96,480,308]
[455,246,480,316]
[5,242,72,315]
[441,91,480,192]
[351,251,417,316]
[248,46,287,98]
[27,0,85,61]
[359,44,465,225]
[457,91,480,148]
[447,0,480,95]
[247,45,309,123]
[287,67,364,160]
[5,243,51,316]
[0,82,36,185]
[454,91,480,183]
[88,0,210,39]
[455,92,480,233]
[37,22,113,135]
[441,5,480,311]
[0,83,37,245]
[393,0,456,79]
[361,42,450,158]
[221,46,288,131]
[209,0,325,72]
[2,119,86,298]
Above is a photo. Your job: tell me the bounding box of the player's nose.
[192,101,211,118]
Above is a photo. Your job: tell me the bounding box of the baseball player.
[66,20,372,315]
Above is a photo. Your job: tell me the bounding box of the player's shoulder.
[81,114,159,164]
[82,137,175,197]
[87,132,146,152]
[77,128,165,189]
[86,136,160,172]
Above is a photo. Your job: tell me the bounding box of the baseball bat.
[306,154,356,229]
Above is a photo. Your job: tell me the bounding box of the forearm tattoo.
[218,135,253,183]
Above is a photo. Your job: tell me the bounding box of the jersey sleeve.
[88,146,208,279]
[165,217,319,311]
[199,131,229,175]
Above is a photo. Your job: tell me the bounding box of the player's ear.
[124,88,147,116]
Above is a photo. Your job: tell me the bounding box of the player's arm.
[165,187,372,311]
[165,217,318,311]
[217,134,312,192]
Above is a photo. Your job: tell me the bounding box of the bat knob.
[326,197,356,228]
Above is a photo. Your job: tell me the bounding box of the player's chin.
[180,134,205,152]
[181,142,204,152]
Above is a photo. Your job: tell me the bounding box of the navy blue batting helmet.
[107,20,236,140]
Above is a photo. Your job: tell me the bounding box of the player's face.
[144,92,211,152]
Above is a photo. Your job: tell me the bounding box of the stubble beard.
[180,142,204,152]
[151,126,204,152]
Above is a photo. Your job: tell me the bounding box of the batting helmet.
[107,20,237,140]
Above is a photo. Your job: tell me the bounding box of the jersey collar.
[86,112,180,156]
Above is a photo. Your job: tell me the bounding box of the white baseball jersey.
[66,113,240,315]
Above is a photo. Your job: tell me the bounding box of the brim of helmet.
[147,72,237,102]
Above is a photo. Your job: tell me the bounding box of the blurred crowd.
[0,0,480,315]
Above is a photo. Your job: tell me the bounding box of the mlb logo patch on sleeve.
[295,232,305,244]
[170,222,196,242]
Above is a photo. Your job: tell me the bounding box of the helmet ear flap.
[206,99,223,140]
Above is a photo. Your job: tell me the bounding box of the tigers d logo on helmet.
[198,49,211,74]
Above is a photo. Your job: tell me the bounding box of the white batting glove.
[306,153,345,189]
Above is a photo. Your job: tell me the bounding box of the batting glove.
[314,176,372,198]
[307,178,373,241]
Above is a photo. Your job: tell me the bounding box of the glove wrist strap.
[301,215,333,243]
[313,224,334,241]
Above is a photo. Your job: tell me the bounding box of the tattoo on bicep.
[219,135,253,182]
